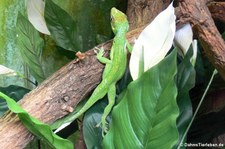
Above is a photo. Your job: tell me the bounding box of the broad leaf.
[0,92,73,149]
[41,37,72,78]
[52,0,126,51]
[16,14,45,83]
[129,3,176,80]
[83,100,107,149]
[174,47,196,148]
[45,0,81,52]
[103,50,179,148]
[0,0,33,88]
[0,85,30,116]
[27,0,50,35]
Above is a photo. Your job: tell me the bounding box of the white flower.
[129,3,176,80]
[174,23,193,57]
[27,0,50,35]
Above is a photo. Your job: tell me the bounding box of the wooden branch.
[208,2,225,24]
[178,0,225,80]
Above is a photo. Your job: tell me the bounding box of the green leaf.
[45,0,127,51]
[44,0,82,52]
[0,92,73,149]
[83,100,107,149]
[103,50,179,148]
[0,85,30,116]
[41,37,72,78]
[0,0,34,88]
[174,47,196,148]
[16,13,45,83]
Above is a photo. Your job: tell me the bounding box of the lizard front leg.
[126,40,133,53]
[95,47,112,64]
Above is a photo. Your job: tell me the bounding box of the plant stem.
[16,72,37,86]
[178,69,218,149]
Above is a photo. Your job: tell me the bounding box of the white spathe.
[129,3,176,80]
[0,65,17,76]
[174,23,193,56]
[27,0,50,35]
[191,39,198,66]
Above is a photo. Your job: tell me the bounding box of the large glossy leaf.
[16,14,45,83]
[0,0,34,88]
[41,37,72,78]
[46,0,126,52]
[83,99,107,149]
[0,85,30,116]
[174,47,196,148]
[103,50,179,148]
[44,0,82,52]
[0,92,73,149]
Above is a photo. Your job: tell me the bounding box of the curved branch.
[178,0,225,80]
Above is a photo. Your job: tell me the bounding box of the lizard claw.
[96,122,101,128]
[96,121,108,137]
[94,47,105,57]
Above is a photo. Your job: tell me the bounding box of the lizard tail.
[74,83,108,119]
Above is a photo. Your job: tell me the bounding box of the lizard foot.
[94,47,105,58]
[96,121,109,137]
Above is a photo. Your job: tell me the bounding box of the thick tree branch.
[178,0,225,80]
[208,2,225,23]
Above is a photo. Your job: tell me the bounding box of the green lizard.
[55,7,131,134]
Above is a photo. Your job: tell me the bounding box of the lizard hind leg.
[101,84,116,135]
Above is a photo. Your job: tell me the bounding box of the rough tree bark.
[0,0,225,148]
[178,0,225,80]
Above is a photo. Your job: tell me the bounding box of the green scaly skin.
[56,7,131,134]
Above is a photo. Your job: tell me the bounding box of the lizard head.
[110,7,129,34]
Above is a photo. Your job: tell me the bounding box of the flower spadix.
[27,0,50,35]
[129,3,176,80]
